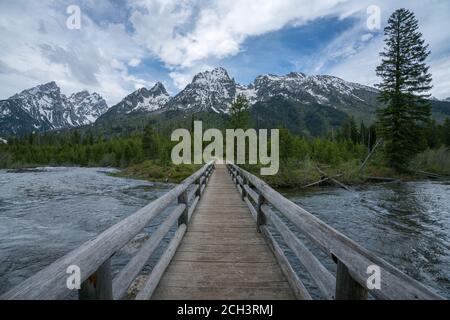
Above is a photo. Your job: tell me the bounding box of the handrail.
[2,161,215,300]
[226,163,443,300]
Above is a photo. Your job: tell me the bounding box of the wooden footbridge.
[2,162,443,300]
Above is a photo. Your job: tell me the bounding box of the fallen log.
[364,176,400,182]
[315,165,353,192]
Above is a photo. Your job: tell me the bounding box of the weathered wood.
[268,208,335,299]
[188,184,199,203]
[244,196,257,221]
[112,204,184,299]
[178,191,189,226]
[256,194,266,232]
[187,196,199,222]
[153,164,295,300]
[300,174,343,189]
[243,184,259,204]
[135,224,187,300]
[335,260,368,300]
[359,138,383,172]
[229,163,443,300]
[79,258,113,300]
[316,165,352,192]
[2,162,213,300]
[261,226,312,300]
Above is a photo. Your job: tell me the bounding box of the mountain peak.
[149,82,168,96]
[168,67,235,113]
[12,81,61,99]
[1,82,109,135]
[193,67,232,83]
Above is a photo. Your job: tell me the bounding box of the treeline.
[1,114,449,171]
[0,127,175,168]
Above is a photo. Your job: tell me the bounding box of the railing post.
[195,178,201,199]
[241,176,248,201]
[178,190,189,226]
[79,258,113,300]
[335,259,368,300]
[256,194,266,233]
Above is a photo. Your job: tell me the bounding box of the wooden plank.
[164,261,287,275]
[268,208,335,299]
[261,226,312,300]
[152,286,294,300]
[135,224,187,300]
[152,164,296,300]
[112,204,184,299]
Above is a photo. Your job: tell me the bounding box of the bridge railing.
[2,161,215,300]
[227,163,443,300]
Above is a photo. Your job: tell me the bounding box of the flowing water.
[0,167,173,296]
[282,181,450,299]
[0,168,449,298]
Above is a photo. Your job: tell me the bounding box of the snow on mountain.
[67,91,108,125]
[0,82,109,136]
[98,82,170,121]
[167,67,236,113]
[162,68,380,115]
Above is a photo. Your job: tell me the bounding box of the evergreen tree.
[442,118,450,147]
[376,8,432,170]
[229,94,251,129]
[142,125,160,160]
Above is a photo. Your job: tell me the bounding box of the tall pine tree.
[376,8,432,171]
[229,94,251,129]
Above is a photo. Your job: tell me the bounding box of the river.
[282,181,450,299]
[0,168,449,298]
[0,167,173,296]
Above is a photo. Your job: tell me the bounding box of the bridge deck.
[152,164,295,300]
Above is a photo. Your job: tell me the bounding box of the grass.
[241,148,450,189]
[409,147,450,176]
[113,160,201,183]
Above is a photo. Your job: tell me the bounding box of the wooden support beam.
[79,258,113,300]
[335,259,368,300]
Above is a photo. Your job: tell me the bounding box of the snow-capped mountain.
[98,82,170,122]
[67,90,109,125]
[160,68,380,119]
[241,72,378,105]
[95,67,383,126]
[166,67,236,113]
[0,82,108,136]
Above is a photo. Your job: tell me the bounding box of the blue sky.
[0,0,449,105]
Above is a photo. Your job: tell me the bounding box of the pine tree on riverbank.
[376,8,432,171]
[229,94,251,129]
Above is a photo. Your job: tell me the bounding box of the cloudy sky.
[0,0,449,105]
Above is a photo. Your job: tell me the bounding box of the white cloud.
[128,0,356,68]
[0,0,150,105]
[128,58,142,67]
[318,0,450,98]
[1,0,449,102]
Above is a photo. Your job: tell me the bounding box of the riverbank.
[112,160,201,183]
[239,147,450,189]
